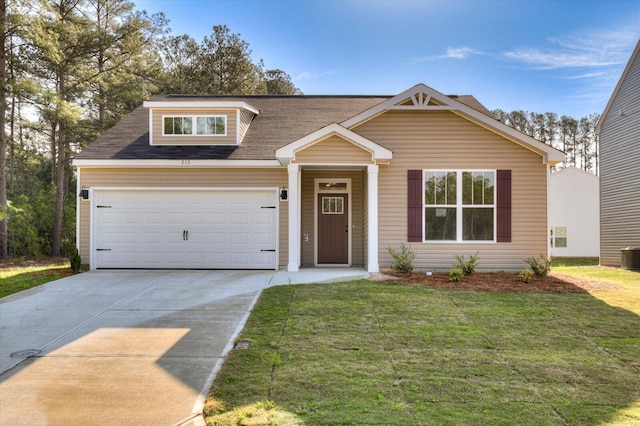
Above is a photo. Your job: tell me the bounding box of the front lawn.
[0,258,72,298]
[551,258,640,315]
[206,279,640,425]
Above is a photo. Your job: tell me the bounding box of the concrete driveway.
[0,269,367,425]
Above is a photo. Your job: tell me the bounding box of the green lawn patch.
[552,258,640,315]
[0,263,72,298]
[206,281,640,425]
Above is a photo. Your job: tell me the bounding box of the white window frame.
[423,169,497,243]
[550,226,568,248]
[321,196,345,214]
[162,114,227,136]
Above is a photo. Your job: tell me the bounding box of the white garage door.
[93,189,278,269]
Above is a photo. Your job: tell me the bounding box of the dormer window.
[163,115,227,136]
[144,99,258,146]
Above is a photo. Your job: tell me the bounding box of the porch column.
[367,164,380,272]
[287,163,300,271]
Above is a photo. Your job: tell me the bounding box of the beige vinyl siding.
[151,108,238,145]
[300,169,365,267]
[294,136,374,164]
[355,110,548,272]
[78,167,288,267]
[599,48,640,266]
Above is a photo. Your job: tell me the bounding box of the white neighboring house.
[548,166,600,257]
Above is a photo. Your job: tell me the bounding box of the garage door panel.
[94,190,277,269]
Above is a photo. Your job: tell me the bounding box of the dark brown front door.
[317,193,348,264]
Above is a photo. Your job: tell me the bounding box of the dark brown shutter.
[407,170,423,242]
[496,169,512,243]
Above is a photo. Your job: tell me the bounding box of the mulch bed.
[380,269,622,293]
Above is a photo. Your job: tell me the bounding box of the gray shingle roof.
[75,94,492,160]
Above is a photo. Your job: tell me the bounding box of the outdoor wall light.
[78,187,89,199]
[280,187,288,201]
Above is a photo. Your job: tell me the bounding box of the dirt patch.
[381,269,620,293]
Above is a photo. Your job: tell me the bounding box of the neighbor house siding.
[598,45,640,266]
[150,108,238,145]
[300,169,365,267]
[294,136,374,164]
[78,167,288,267]
[354,110,548,272]
[548,167,600,257]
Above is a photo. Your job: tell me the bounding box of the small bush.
[519,269,533,283]
[449,268,464,282]
[453,252,480,276]
[525,255,551,277]
[70,248,82,273]
[388,243,416,273]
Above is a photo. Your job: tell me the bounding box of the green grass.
[206,280,640,425]
[552,257,640,315]
[0,263,72,298]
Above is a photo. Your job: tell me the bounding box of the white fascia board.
[275,123,393,162]
[341,83,446,128]
[342,83,564,165]
[452,107,565,165]
[143,101,260,115]
[72,159,282,168]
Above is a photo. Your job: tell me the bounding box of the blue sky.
[132,0,640,118]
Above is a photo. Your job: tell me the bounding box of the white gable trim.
[143,100,260,115]
[341,83,564,165]
[275,123,393,165]
[341,84,454,128]
[450,102,565,165]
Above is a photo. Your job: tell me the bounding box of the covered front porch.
[275,123,393,273]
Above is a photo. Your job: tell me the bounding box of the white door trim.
[314,178,352,266]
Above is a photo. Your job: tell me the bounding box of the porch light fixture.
[280,186,288,201]
[78,187,89,199]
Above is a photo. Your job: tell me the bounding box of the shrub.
[453,252,480,276]
[519,269,533,283]
[70,248,82,273]
[525,255,551,277]
[388,243,416,273]
[449,268,464,282]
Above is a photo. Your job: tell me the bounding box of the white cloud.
[411,46,482,64]
[445,47,481,59]
[561,71,607,80]
[503,30,638,70]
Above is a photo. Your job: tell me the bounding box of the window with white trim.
[322,196,344,214]
[424,170,495,242]
[163,115,226,136]
[550,227,567,248]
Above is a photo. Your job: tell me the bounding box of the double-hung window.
[550,227,567,248]
[424,170,495,242]
[163,115,226,136]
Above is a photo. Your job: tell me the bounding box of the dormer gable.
[142,96,259,146]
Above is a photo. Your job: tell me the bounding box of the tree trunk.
[51,71,66,257]
[0,0,9,259]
